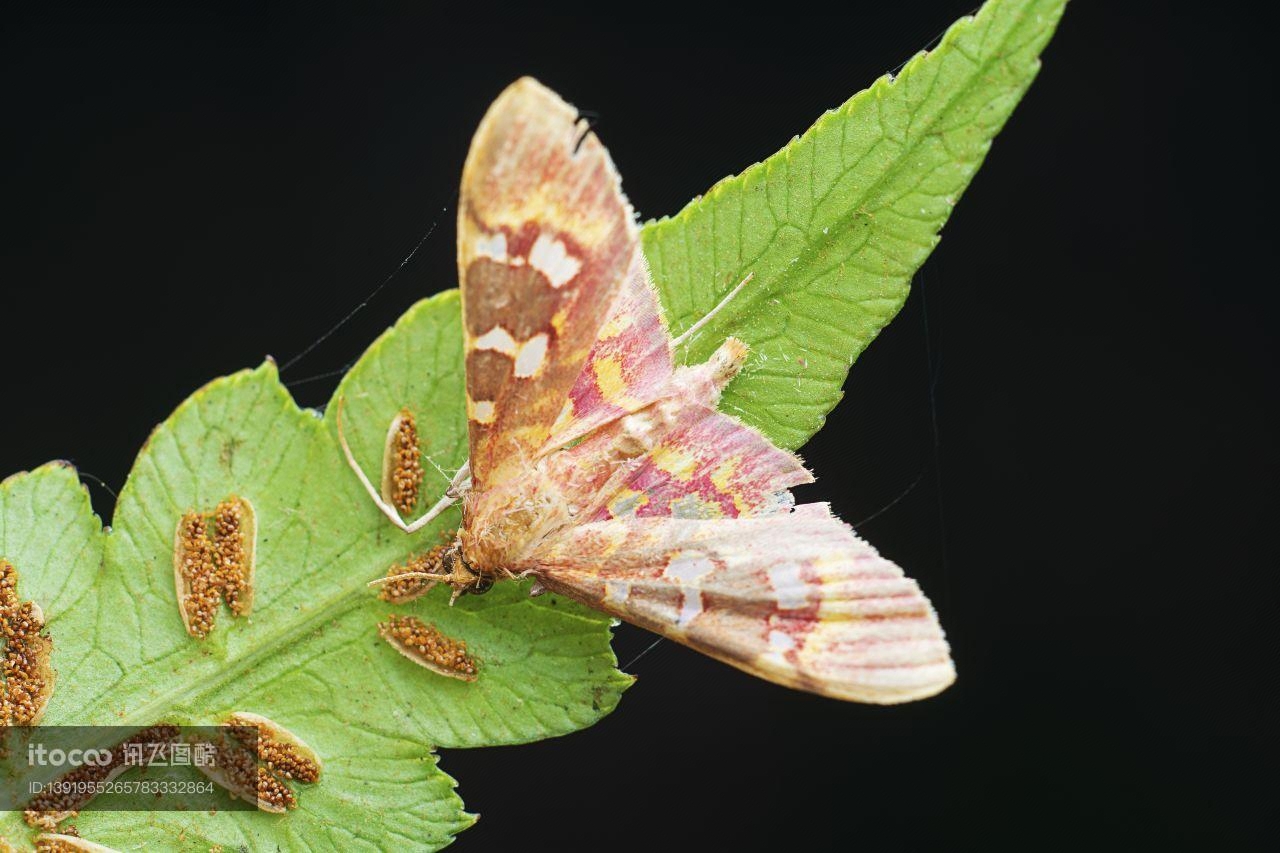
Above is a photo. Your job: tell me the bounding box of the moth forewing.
[457,77,640,491]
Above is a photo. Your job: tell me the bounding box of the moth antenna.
[366,571,452,587]
[335,396,466,534]
[671,272,755,349]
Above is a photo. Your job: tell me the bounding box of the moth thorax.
[460,479,568,573]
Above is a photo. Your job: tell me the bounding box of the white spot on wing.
[663,553,715,584]
[473,326,518,355]
[758,629,798,670]
[604,580,630,604]
[514,332,549,378]
[528,233,582,288]
[676,590,703,628]
[474,232,508,262]
[664,552,715,630]
[767,562,808,610]
[768,629,796,652]
[469,399,496,424]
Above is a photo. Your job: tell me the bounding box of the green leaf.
[0,292,629,851]
[641,0,1066,450]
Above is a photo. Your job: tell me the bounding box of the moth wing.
[521,507,955,704]
[587,403,811,521]
[539,352,811,521]
[459,77,638,488]
[543,253,674,452]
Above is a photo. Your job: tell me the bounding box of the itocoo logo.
[27,743,113,767]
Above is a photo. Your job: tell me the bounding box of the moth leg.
[444,461,471,499]
[336,396,471,534]
[670,271,755,349]
[518,569,548,597]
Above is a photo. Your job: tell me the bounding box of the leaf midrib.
[113,526,377,728]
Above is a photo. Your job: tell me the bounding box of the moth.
[340,77,955,704]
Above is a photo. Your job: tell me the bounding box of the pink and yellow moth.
[340,77,955,704]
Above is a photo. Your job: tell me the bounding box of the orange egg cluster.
[212,500,251,616]
[379,614,478,681]
[175,513,219,638]
[197,713,323,813]
[227,713,322,785]
[1,558,54,726]
[173,497,255,638]
[386,408,424,516]
[33,832,89,852]
[24,725,180,833]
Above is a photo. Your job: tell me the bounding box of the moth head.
[442,549,494,599]
[377,542,492,605]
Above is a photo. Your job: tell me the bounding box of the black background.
[2,1,1272,849]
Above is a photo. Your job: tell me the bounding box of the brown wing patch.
[458,77,638,489]
[464,255,560,340]
[465,349,515,404]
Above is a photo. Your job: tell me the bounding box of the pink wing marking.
[542,252,675,454]
[585,405,811,521]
